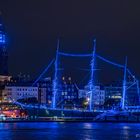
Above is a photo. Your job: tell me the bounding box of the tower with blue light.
[0,13,8,76]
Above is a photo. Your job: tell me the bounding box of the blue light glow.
[96,54,124,68]
[89,39,96,111]
[52,39,60,109]
[32,59,55,86]
[0,33,6,44]
[137,80,140,104]
[58,52,92,57]
[121,57,127,110]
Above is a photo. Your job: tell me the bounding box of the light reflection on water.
[0,122,139,140]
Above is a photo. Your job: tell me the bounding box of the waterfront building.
[78,89,87,99]
[54,77,79,108]
[37,77,52,106]
[35,76,78,108]
[60,83,78,101]
[104,81,140,109]
[81,85,105,108]
[0,76,11,102]
[2,76,79,108]
[104,83,122,109]
[5,85,38,102]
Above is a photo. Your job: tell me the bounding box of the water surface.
[0,122,140,140]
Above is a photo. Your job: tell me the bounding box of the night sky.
[0,1,140,85]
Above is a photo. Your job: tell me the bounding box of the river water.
[0,122,140,140]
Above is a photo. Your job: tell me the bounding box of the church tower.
[0,13,8,76]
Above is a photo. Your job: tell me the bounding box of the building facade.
[5,86,38,102]
[37,78,52,106]
[104,81,140,109]
[80,85,105,108]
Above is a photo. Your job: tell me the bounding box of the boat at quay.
[1,104,140,122]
